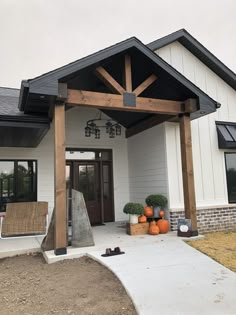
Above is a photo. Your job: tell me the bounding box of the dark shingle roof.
[0,87,50,148]
[0,87,22,116]
[0,87,50,123]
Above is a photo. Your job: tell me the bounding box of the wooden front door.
[66,150,114,225]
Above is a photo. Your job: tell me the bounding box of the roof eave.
[0,114,50,124]
[147,29,236,90]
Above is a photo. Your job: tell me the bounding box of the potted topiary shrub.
[145,194,168,217]
[123,202,144,224]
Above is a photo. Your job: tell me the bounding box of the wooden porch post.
[54,103,67,255]
[179,113,198,236]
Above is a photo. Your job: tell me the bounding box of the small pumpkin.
[138,215,147,223]
[159,210,165,218]
[157,219,169,234]
[149,221,160,235]
[144,206,153,217]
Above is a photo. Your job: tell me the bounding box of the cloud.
[0,0,235,87]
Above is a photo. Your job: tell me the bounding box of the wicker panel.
[1,202,48,237]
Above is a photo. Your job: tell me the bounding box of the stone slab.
[71,190,94,247]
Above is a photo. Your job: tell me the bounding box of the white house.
[0,29,235,254]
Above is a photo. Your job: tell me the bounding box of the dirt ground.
[0,254,137,315]
[187,231,236,272]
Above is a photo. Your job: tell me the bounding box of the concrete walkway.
[0,235,44,258]
[44,223,236,315]
[1,223,236,314]
[91,240,236,315]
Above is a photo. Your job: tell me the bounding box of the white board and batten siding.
[155,42,236,209]
[127,124,168,205]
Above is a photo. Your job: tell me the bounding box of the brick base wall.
[169,206,236,233]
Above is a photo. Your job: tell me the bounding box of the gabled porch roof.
[19,36,219,125]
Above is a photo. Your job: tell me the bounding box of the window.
[225,153,236,203]
[0,160,37,211]
[66,149,112,161]
[66,151,96,160]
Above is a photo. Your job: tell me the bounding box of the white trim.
[169,203,236,212]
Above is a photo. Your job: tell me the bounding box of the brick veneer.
[169,206,236,233]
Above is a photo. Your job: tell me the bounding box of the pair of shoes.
[114,247,121,253]
[101,247,125,257]
[105,248,112,255]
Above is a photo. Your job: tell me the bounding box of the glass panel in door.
[102,162,114,222]
[77,162,101,225]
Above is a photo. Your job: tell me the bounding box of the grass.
[187,231,236,272]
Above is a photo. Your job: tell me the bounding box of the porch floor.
[45,222,191,263]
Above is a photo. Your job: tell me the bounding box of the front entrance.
[66,149,114,225]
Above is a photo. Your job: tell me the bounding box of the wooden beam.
[57,83,68,101]
[184,98,198,112]
[133,74,157,96]
[126,114,173,138]
[67,89,184,115]
[179,113,198,235]
[124,55,132,92]
[95,66,125,94]
[54,103,67,255]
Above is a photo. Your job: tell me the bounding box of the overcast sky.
[0,0,235,88]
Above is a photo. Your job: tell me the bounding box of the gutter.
[0,114,50,124]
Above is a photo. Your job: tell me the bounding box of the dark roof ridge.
[147,28,187,48]
[0,86,20,91]
[0,87,20,97]
[147,29,236,90]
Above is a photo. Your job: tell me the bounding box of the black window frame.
[0,159,37,211]
[224,153,236,203]
[66,148,113,161]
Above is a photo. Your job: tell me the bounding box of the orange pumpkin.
[138,215,147,223]
[159,210,165,218]
[149,221,160,235]
[144,206,153,217]
[157,219,169,234]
